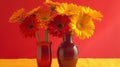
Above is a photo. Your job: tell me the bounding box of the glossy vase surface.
[37,41,52,67]
[57,33,78,67]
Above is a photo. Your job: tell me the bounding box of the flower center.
[57,23,63,29]
[79,23,82,28]
[50,6,56,11]
[76,22,83,30]
[29,24,34,29]
[42,17,47,20]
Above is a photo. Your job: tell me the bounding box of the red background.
[0,0,120,58]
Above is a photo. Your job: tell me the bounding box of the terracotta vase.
[57,32,78,67]
[37,41,52,67]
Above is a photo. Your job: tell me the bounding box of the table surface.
[0,58,120,67]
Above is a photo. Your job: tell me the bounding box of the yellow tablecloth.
[0,58,120,67]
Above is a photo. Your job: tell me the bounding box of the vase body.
[57,33,78,67]
[37,41,52,67]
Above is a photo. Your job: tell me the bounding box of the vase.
[37,41,52,67]
[57,32,78,67]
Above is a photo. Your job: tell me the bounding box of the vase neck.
[63,32,73,43]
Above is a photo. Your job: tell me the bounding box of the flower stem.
[45,29,48,42]
[35,31,41,43]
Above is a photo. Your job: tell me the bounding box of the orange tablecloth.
[0,58,120,67]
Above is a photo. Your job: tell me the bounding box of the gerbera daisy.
[70,13,95,39]
[48,15,70,37]
[70,6,103,39]
[55,3,81,16]
[26,7,40,17]
[45,0,60,11]
[36,8,54,29]
[9,8,25,23]
[81,6,103,21]
[19,15,39,37]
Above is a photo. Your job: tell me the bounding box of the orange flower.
[36,8,54,29]
[9,8,25,23]
[26,7,41,17]
[45,0,60,11]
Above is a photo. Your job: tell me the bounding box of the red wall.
[0,0,120,58]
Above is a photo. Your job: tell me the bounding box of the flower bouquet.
[9,0,102,67]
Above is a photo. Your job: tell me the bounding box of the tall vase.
[37,41,52,67]
[57,32,78,67]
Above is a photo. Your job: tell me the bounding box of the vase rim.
[37,41,52,46]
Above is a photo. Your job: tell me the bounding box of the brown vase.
[37,41,52,67]
[57,32,78,67]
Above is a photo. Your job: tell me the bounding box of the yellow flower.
[81,6,103,21]
[9,8,25,23]
[70,13,95,39]
[26,7,40,17]
[70,6,103,39]
[45,1,82,16]
[56,3,81,16]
